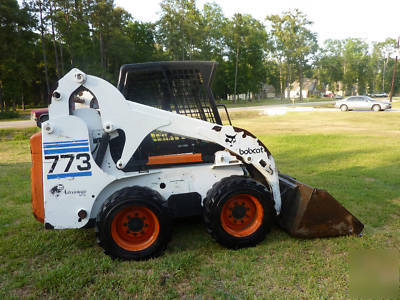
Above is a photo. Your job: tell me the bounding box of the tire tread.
[203,175,274,249]
[96,186,171,260]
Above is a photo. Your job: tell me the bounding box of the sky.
[115,0,400,45]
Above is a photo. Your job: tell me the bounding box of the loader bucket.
[278,174,364,238]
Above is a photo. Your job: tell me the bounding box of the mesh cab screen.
[114,61,223,171]
[121,66,218,124]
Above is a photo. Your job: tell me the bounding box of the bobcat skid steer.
[30,62,363,260]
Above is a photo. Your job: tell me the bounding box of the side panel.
[42,116,114,228]
[30,132,44,223]
[90,164,245,219]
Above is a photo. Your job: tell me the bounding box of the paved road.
[224,100,400,113]
[0,120,36,128]
[224,101,336,112]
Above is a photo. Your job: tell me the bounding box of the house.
[259,84,276,99]
[285,78,319,99]
[226,84,277,101]
[325,82,356,96]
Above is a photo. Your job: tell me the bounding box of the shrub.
[0,111,20,120]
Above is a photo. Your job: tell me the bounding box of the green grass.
[0,127,39,142]
[0,112,399,298]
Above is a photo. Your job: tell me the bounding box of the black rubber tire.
[340,105,348,111]
[203,176,275,249]
[96,186,171,260]
[372,104,381,112]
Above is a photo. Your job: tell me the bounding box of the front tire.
[96,186,171,260]
[340,104,348,111]
[203,176,275,249]
[372,104,381,111]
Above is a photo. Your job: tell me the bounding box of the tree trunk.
[299,64,304,102]
[389,47,398,102]
[22,92,25,110]
[189,35,192,61]
[279,63,284,101]
[0,81,3,112]
[40,87,45,106]
[286,64,291,101]
[181,15,185,60]
[62,3,74,65]
[382,55,388,91]
[59,43,65,75]
[49,0,60,78]
[38,0,50,104]
[99,31,105,76]
[234,45,239,103]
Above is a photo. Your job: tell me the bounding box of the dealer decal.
[50,184,87,197]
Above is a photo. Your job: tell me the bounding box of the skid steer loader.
[30,61,363,260]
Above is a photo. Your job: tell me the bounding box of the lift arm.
[47,69,281,212]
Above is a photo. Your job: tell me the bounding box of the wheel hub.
[128,217,144,232]
[220,194,264,237]
[111,205,160,251]
[232,204,247,219]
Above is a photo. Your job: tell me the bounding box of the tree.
[126,21,162,62]
[266,14,287,100]
[198,2,226,60]
[342,38,369,95]
[370,38,397,92]
[157,0,202,60]
[314,39,344,93]
[267,10,318,101]
[36,0,51,101]
[0,0,37,111]
[225,14,268,102]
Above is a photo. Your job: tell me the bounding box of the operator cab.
[113,61,230,172]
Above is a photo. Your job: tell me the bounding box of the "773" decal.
[43,139,93,179]
[45,153,91,173]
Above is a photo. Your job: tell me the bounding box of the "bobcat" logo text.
[239,147,264,155]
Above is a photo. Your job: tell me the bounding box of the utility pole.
[389,36,400,102]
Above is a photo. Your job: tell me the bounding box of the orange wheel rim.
[111,206,159,251]
[220,193,263,237]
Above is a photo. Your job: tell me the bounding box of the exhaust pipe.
[278,174,364,238]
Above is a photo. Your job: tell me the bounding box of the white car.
[335,96,392,111]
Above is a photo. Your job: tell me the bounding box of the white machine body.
[41,69,281,229]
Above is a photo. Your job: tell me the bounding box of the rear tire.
[340,105,348,111]
[203,176,275,249]
[96,186,171,260]
[372,104,381,111]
